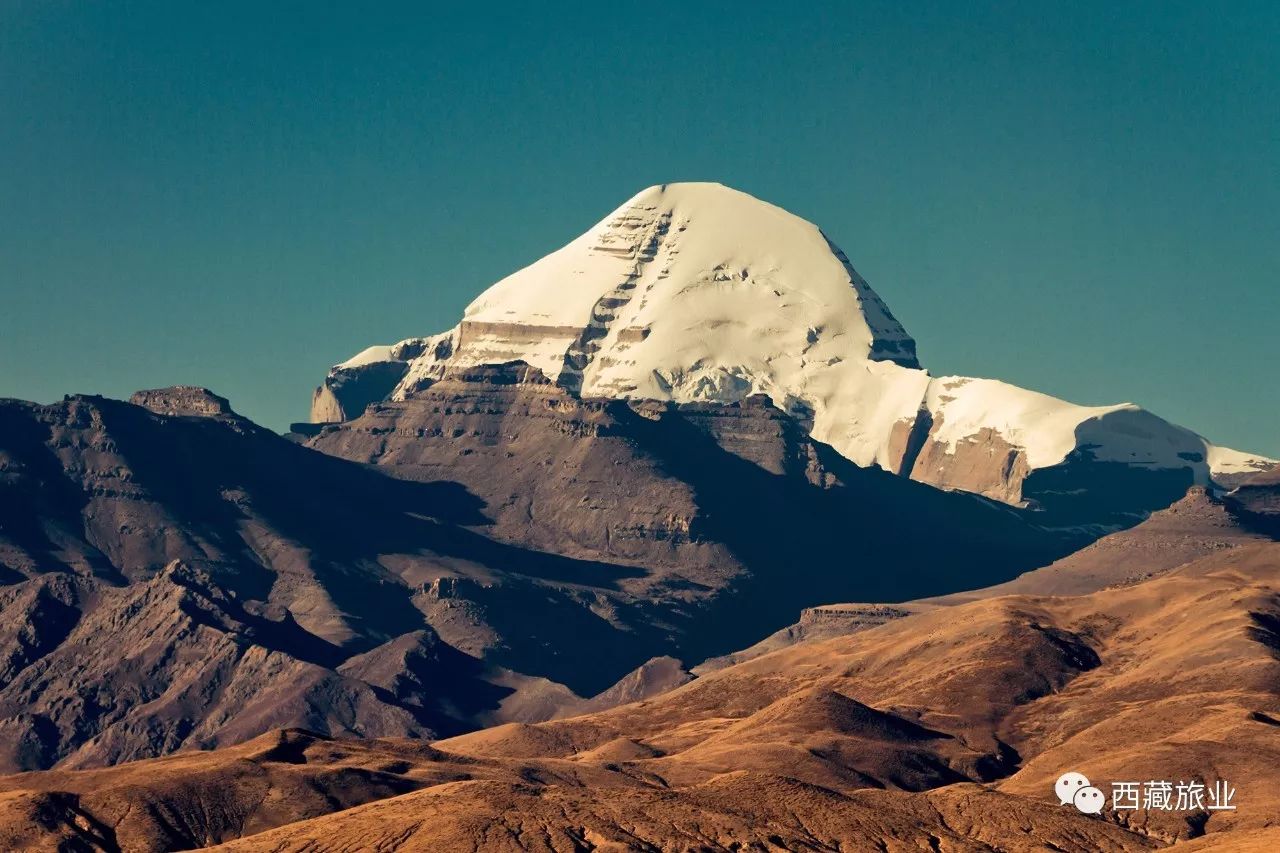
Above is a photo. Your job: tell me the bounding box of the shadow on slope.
[621,401,1077,662]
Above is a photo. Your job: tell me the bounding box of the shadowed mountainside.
[306,363,1081,658]
[0,380,1074,772]
[700,479,1279,672]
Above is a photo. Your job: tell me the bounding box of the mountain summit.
[449,181,921,388]
[315,182,926,464]
[313,182,1271,518]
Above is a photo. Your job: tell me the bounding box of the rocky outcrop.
[905,420,1029,504]
[693,602,925,674]
[904,414,1202,528]
[1226,463,1280,534]
[896,382,1264,526]
[129,386,236,418]
[311,360,409,423]
[310,338,446,423]
[561,655,693,716]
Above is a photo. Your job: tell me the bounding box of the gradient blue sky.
[2,1,1277,455]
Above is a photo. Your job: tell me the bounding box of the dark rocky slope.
[701,479,1280,670]
[307,363,1082,655]
[1226,462,1280,535]
[0,379,1072,771]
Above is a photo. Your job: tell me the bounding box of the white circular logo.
[1074,785,1106,814]
[1054,771,1091,806]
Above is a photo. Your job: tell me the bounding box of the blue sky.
[2,1,1277,455]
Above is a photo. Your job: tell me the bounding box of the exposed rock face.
[129,386,236,418]
[307,361,1076,633]
[898,377,1268,524]
[904,421,1030,504]
[310,362,719,574]
[905,420,1204,529]
[1226,463,1280,534]
[310,360,409,423]
[310,340,446,423]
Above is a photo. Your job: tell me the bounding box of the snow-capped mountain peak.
[410,182,918,399]
[312,182,1273,515]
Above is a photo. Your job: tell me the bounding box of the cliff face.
[129,386,236,418]
[1227,463,1280,534]
[308,362,1072,609]
[309,363,715,574]
[310,360,409,423]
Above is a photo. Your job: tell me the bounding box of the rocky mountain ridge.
[0,380,1072,771]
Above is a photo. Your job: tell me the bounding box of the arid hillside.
[4,533,1277,851]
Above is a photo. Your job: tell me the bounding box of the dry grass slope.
[3,541,1276,851]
